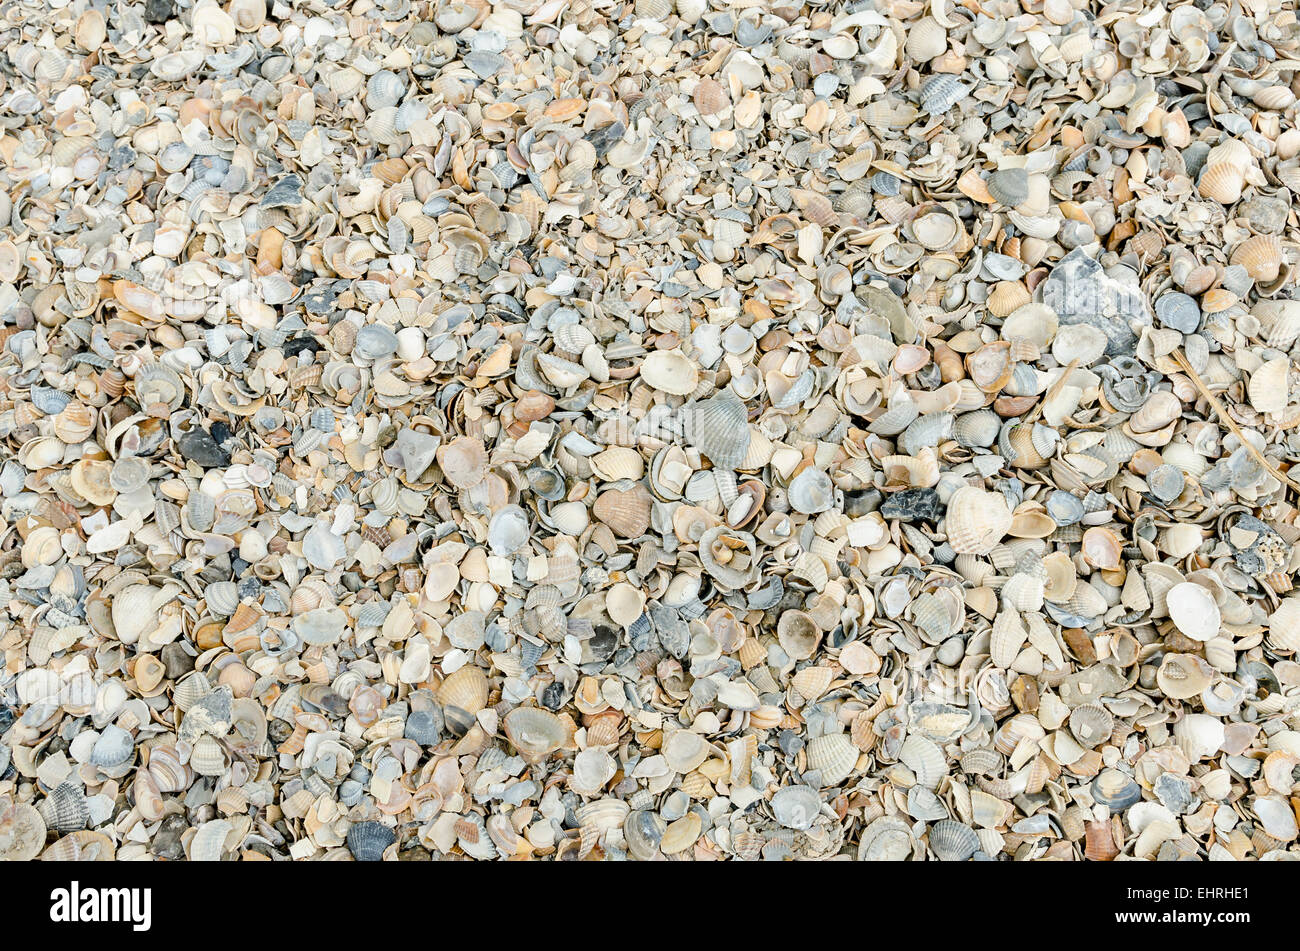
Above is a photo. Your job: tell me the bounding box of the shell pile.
[3,0,1300,862]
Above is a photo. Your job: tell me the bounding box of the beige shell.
[662,730,710,773]
[503,707,570,760]
[640,349,700,396]
[806,732,858,787]
[1128,390,1181,433]
[791,666,833,700]
[1268,598,1300,653]
[1156,653,1215,699]
[1068,703,1114,748]
[1231,234,1283,283]
[605,582,646,627]
[904,16,947,61]
[438,665,489,713]
[944,486,1013,555]
[1197,162,1244,203]
[592,484,653,538]
[436,436,488,489]
[988,281,1032,318]
[1248,357,1290,415]
[990,610,1027,668]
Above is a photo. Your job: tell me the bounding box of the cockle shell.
[944,487,1012,555]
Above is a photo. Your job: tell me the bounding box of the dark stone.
[260,174,304,209]
[149,814,188,859]
[541,681,566,710]
[880,488,943,522]
[144,0,174,23]
[160,642,194,679]
[176,428,229,468]
[585,121,626,160]
[588,625,618,662]
[281,334,320,357]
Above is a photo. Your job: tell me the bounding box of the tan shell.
[1197,163,1244,203]
[592,484,653,537]
[438,665,489,713]
[1156,653,1215,699]
[1231,234,1283,283]
[640,349,700,395]
[503,707,570,761]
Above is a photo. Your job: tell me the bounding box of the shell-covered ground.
[2,0,1300,861]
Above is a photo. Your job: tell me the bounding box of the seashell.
[788,468,835,514]
[662,730,709,773]
[346,821,395,861]
[134,653,167,693]
[966,341,1014,392]
[503,706,570,761]
[1197,163,1244,204]
[944,487,1012,555]
[905,16,947,61]
[1167,582,1220,641]
[1268,598,1300,653]
[1248,358,1290,415]
[39,783,89,833]
[593,485,652,538]
[434,0,483,32]
[488,505,530,554]
[624,809,666,860]
[682,389,751,469]
[771,785,824,831]
[777,610,821,660]
[953,409,1000,448]
[0,802,47,861]
[805,732,858,786]
[437,436,488,489]
[438,665,488,714]
[928,819,980,861]
[900,734,948,789]
[42,830,116,861]
[606,583,646,628]
[90,724,135,768]
[1068,703,1114,748]
[1154,653,1213,700]
[1254,798,1298,842]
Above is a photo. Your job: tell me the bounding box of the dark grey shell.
[346,821,395,861]
[404,708,442,745]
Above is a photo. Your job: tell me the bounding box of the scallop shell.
[1197,162,1244,204]
[503,706,570,760]
[928,819,980,861]
[39,783,89,833]
[1248,357,1290,415]
[1068,703,1114,748]
[438,665,489,714]
[944,486,1012,555]
[805,732,858,787]
[662,730,710,773]
[1230,234,1283,283]
[682,389,751,469]
[346,821,395,861]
